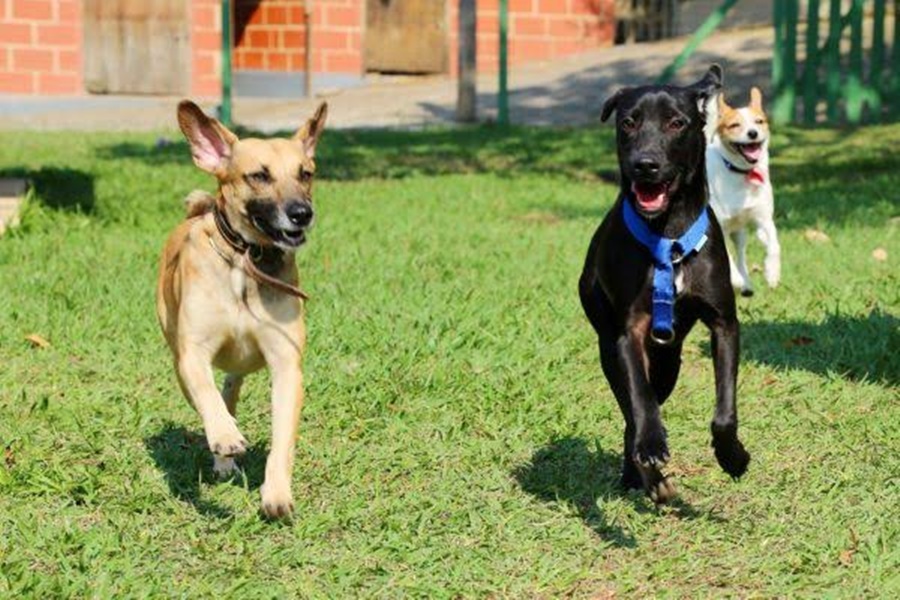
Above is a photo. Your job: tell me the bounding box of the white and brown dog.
[157,100,327,518]
[706,87,780,296]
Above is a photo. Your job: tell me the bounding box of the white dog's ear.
[294,102,328,158]
[750,86,764,110]
[700,93,721,143]
[177,101,237,175]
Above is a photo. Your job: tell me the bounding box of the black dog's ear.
[689,64,724,99]
[601,88,629,122]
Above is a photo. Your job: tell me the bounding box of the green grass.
[0,122,898,598]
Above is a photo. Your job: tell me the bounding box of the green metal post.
[657,0,738,84]
[773,0,798,124]
[803,0,819,124]
[498,0,509,126]
[891,0,900,115]
[220,0,233,127]
[846,0,864,123]
[825,0,841,123]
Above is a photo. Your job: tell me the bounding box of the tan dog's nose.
[285,201,313,228]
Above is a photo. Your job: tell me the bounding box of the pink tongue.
[632,183,667,211]
[741,144,763,161]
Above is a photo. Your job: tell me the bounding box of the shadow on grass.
[741,310,899,387]
[514,437,714,547]
[0,166,94,213]
[145,423,269,518]
[94,126,618,182]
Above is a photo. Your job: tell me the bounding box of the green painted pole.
[825,0,841,123]
[846,0,864,123]
[657,0,738,84]
[870,0,885,119]
[894,0,900,116]
[773,0,798,124]
[498,0,509,126]
[803,0,819,124]
[221,0,233,127]
[773,1,784,119]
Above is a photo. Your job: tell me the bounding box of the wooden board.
[83,0,189,95]
[365,0,448,74]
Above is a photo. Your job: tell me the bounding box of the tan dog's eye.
[246,170,272,185]
[755,118,766,125]
[727,122,741,130]
[298,168,313,184]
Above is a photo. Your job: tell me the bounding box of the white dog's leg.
[259,360,304,519]
[729,230,753,296]
[756,219,781,288]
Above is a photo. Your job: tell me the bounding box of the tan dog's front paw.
[260,481,294,519]
[206,423,247,458]
[213,455,240,478]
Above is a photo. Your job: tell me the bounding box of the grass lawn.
[0,120,898,597]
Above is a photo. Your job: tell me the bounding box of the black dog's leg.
[709,317,751,478]
[614,332,677,503]
[647,342,683,405]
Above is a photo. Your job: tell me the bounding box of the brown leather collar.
[212,207,309,300]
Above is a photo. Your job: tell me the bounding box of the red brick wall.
[448,0,615,75]
[232,0,363,75]
[0,0,82,94]
[191,0,223,97]
[0,0,613,96]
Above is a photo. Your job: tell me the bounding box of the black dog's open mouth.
[732,141,763,164]
[631,181,672,215]
[251,216,307,248]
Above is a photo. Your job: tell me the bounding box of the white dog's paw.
[212,456,240,478]
[764,258,781,288]
[205,422,248,458]
[260,481,294,519]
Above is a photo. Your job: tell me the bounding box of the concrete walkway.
[0,27,774,132]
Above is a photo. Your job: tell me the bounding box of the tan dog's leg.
[729,229,753,296]
[176,353,248,459]
[213,374,245,477]
[259,359,304,518]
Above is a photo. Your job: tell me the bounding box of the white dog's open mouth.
[734,141,764,164]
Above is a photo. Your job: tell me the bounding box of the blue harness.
[621,199,710,343]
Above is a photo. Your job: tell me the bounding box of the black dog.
[578,65,750,503]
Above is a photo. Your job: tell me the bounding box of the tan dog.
[157,100,327,518]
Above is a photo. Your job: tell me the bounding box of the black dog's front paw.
[711,422,750,479]
[621,458,643,490]
[634,427,669,468]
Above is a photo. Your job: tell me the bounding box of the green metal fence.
[773,0,899,125]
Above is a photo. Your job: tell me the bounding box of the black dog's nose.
[633,157,660,178]
[747,129,759,140]
[285,201,313,227]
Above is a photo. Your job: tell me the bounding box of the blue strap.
[621,199,709,342]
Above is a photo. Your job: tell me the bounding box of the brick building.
[1,0,615,97]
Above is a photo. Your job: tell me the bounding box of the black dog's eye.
[621,117,638,132]
[246,170,272,185]
[668,117,687,132]
[298,168,313,184]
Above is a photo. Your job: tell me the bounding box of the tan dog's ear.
[177,100,238,174]
[749,87,764,110]
[294,102,328,158]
